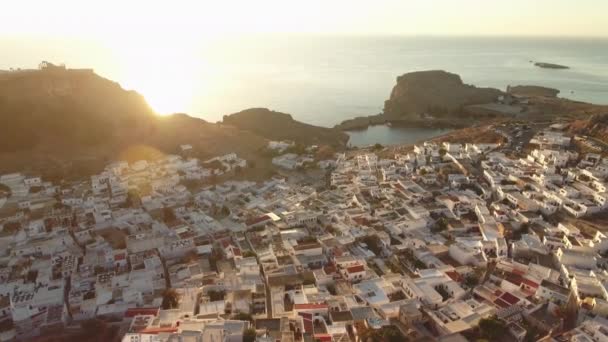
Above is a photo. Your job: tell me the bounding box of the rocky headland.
[507,85,560,98]
[336,70,607,131]
[534,62,570,69]
[336,70,503,130]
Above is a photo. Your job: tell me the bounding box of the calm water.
[182,35,608,127]
[2,35,608,129]
[346,125,451,147]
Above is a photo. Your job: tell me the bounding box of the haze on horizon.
[1,0,607,116]
[3,0,607,38]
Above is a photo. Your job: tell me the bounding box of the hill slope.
[568,114,608,144]
[222,108,349,147]
[0,67,343,177]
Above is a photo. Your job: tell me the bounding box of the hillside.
[222,108,349,147]
[0,67,156,153]
[0,67,342,178]
[568,114,608,144]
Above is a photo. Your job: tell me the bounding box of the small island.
[534,62,569,69]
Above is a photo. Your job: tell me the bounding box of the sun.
[121,60,200,116]
[110,37,207,116]
[138,75,196,115]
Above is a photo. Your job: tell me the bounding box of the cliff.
[222,108,349,147]
[383,70,503,119]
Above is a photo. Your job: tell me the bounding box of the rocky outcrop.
[534,62,569,69]
[383,70,503,119]
[507,85,560,98]
[222,108,349,148]
[333,114,387,130]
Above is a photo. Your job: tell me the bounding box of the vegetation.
[123,190,140,208]
[161,289,180,309]
[162,207,177,223]
[207,289,226,302]
[208,253,220,272]
[232,312,253,322]
[402,249,425,270]
[243,328,257,342]
[361,235,383,256]
[242,251,257,258]
[0,183,10,196]
[464,273,480,288]
[2,221,21,234]
[387,260,402,274]
[326,284,337,295]
[478,317,507,340]
[435,286,450,301]
[523,323,540,342]
[432,217,449,233]
[67,318,119,342]
[360,325,404,342]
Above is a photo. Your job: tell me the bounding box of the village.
[1,124,608,342]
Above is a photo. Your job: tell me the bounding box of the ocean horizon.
[2,35,608,128]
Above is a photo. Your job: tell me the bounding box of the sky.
[1,0,607,115]
[1,0,607,39]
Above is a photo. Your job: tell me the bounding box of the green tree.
[0,183,11,196]
[361,235,383,256]
[163,207,177,223]
[326,284,337,295]
[362,325,404,342]
[243,251,257,258]
[233,312,253,322]
[77,319,119,342]
[162,289,180,309]
[29,185,43,194]
[123,190,140,208]
[207,289,226,301]
[243,328,257,342]
[2,221,21,234]
[464,274,480,288]
[432,217,448,233]
[478,317,507,340]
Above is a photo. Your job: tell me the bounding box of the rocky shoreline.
[335,114,473,131]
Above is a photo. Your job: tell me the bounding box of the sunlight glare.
[110,36,209,115]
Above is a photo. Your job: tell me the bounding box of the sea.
[3,35,608,146]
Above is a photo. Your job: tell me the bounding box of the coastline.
[336,114,474,131]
